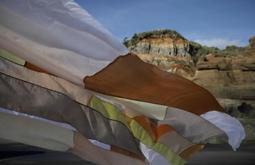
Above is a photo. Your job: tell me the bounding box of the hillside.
[124,30,255,142]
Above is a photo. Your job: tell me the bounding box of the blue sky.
[76,0,255,48]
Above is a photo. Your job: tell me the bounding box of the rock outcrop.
[194,50,255,141]
[124,29,190,56]
[124,30,196,78]
[249,36,255,49]
[124,30,255,141]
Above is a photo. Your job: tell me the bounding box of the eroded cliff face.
[125,31,255,141]
[124,30,196,78]
[130,37,190,56]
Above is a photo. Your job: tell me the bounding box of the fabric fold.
[201,111,246,150]
[0,0,128,85]
[0,107,74,151]
[84,54,224,115]
[0,72,143,157]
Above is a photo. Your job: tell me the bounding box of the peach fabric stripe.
[156,124,175,139]
[25,62,50,74]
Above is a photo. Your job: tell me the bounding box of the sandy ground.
[0,143,255,165]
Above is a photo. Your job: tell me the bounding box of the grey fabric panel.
[0,107,74,151]
[0,57,92,106]
[159,107,227,144]
[0,73,142,156]
[158,131,193,154]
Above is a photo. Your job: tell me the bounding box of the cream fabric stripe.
[112,97,167,120]
[95,95,167,120]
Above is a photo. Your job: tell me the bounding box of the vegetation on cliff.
[124,29,254,64]
[123,29,186,48]
[188,41,220,63]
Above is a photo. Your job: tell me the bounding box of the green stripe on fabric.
[89,96,186,165]
[0,49,25,66]
[130,120,186,165]
[89,96,130,127]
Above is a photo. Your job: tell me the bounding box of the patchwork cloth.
[0,54,244,165]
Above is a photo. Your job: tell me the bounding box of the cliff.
[124,30,255,141]
[124,30,196,77]
[124,29,190,56]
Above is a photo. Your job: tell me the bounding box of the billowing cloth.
[84,54,224,115]
[201,111,246,150]
[0,0,128,85]
[0,71,143,157]
[0,107,146,165]
[0,57,166,123]
[159,107,226,143]
[0,57,244,165]
[88,96,187,165]
[0,58,187,164]
[0,0,246,164]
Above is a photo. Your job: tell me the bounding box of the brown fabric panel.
[24,62,50,74]
[84,53,223,115]
[179,144,204,160]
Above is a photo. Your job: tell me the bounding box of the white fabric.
[89,139,111,151]
[140,143,170,165]
[0,107,74,151]
[201,111,246,151]
[0,0,128,85]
